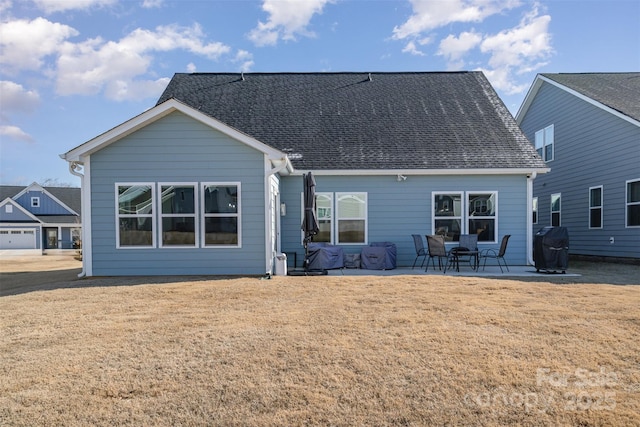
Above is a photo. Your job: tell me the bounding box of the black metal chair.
[479,234,511,272]
[411,234,428,269]
[450,234,479,271]
[425,234,452,273]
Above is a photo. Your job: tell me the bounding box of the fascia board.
[295,168,550,176]
[515,75,544,125]
[61,99,286,162]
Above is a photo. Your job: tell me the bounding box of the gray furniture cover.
[307,243,345,270]
[368,241,397,269]
[360,246,387,270]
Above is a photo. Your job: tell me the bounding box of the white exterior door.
[0,229,36,249]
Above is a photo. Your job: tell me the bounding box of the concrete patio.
[326,264,580,278]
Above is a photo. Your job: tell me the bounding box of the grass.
[1,264,639,425]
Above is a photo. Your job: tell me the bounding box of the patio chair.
[479,234,511,272]
[425,234,452,273]
[411,234,428,269]
[450,234,479,271]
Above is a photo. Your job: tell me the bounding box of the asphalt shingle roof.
[157,72,546,171]
[541,73,640,123]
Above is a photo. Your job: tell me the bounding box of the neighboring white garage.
[0,229,37,249]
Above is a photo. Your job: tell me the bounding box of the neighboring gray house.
[61,72,548,277]
[516,73,640,261]
[0,182,81,253]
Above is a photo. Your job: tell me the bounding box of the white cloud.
[437,31,482,69]
[0,125,34,143]
[402,40,425,56]
[186,62,197,73]
[479,6,552,94]
[55,24,231,100]
[0,81,41,113]
[104,77,171,102]
[0,17,78,74]
[32,0,117,14]
[248,0,334,46]
[480,8,552,70]
[233,50,254,72]
[392,0,521,40]
[142,0,163,8]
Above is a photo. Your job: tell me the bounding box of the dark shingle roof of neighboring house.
[541,73,640,121]
[157,72,546,171]
[0,185,81,222]
[540,73,640,122]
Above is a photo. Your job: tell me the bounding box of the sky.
[1,0,639,187]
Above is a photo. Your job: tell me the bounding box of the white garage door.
[0,229,37,249]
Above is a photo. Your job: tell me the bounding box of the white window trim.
[589,186,603,230]
[31,197,40,208]
[626,178,640,228]
[551,193,561,226]
[201,182,242,248]
[532,197,538,225]
[115,182,156,249]
[335,192,368,245]
[158,182,198,248]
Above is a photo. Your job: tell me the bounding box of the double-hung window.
[31,197,40,208]
[468,193,497,242]
[116,183,155,247]
[336,192,367,244]
[589,186,603,229]
[627,179,640,227]
[551,193,561,226]
[315,193,333,243]
[160,184,197,247]
[535,124,554,162]
[433,192,463,242]
[202,183,240,247]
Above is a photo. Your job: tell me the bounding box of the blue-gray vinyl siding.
[88,111,268,276]
[520,82,640,259]
[280,174,530,268]
[0,202,36,222]
[14,190,75,216]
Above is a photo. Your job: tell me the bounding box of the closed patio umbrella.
[301,172,319,270]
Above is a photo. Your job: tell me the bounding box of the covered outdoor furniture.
[361,242,397,270]
[479,234,511,272]
[425,235,452,273]
[307,243,345,270]
[411,234,428,269]
[449,234,479,271]
[534,227,569,273]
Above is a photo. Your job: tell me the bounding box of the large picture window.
[202,183,240,247]
[535,124,554,162]
[160,184,197,247]
[551,193,561,226]
[117,183,155,247]
[627,179,640,227]
[336,193,367,244]
[589,186,603,229]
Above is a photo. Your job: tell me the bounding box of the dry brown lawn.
[1,257,639,426]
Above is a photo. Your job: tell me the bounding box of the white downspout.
[526,171,537,266]
[68,161,87,278]
[264,157,292,275]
